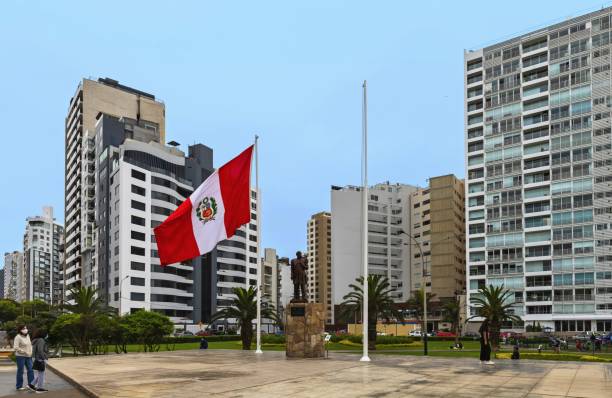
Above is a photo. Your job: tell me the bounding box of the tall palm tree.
[339,275,400,350]
[469,285,521,350]
[63,287,111,315]
[405,288,436,335]
[210,287,277,350]
[441,298,462,345]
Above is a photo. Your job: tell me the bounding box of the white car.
[409,330,422,337]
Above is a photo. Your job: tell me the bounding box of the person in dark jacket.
[479,320,493,364]
[31,329,49,393]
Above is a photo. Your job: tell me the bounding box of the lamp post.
[118,275,130,315]
[399,229,428,356]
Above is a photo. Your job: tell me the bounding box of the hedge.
[163,335,241,344]
[496,352,612,363]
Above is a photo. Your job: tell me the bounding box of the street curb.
[47,361,98,398]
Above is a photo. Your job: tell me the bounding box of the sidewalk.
[48,349,612,397]
[0,356,84,397]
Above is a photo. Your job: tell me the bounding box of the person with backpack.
[31,329,49,393]
[13,324,35,391]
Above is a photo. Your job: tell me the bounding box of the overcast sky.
[0,0,607,260]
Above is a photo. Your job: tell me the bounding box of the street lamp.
[118,275,130,315]
[399,229,428,356]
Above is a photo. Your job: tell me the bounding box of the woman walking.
[479,320,494,365]
[13,324,35,391]
[32,329,49,393]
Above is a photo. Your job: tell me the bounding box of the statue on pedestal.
[290,251,308,302]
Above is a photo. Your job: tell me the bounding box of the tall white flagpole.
[255,135,263,354]
[360,80,370,362]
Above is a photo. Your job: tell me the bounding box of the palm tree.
[339,275,401,350]
[63,287,111,315]
[441,298,461,346]
[210,287,278,350]
[60,287,113,354]
[405,288,436,335]
[469,285,521,350]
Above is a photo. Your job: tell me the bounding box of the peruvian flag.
[154,145,254,266]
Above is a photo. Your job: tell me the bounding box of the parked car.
[435,331,456,337]
[195,330,211,337]
[409,330,422,337]
[463,332,480,340]
[174,331,194,337]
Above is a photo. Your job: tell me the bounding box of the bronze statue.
[290,251,308,302]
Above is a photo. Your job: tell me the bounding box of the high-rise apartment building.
[23,207,64,304]
[93,114,210,322]
[331,183,419,310]
[429,175,466,299]
[331,178,466,322]
[465,9,612,333]
[3,251,23,302]
[64,78,165,300]
[307,212,333,324]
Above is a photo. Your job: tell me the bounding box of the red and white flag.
[154,145,253,266]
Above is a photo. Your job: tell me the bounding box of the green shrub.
[163,335,242,344]
[261,334,285,344]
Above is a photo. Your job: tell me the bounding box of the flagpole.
[255,135,263,354]
[360,80,370,362]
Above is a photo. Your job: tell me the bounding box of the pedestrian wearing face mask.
[13,324,35,391]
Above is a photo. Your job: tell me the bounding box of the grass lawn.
[59,338,612,363]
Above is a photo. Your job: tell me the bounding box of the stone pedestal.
[285,302,325,358]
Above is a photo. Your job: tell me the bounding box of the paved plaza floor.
[47,349,612,398]
[0,356,85,397]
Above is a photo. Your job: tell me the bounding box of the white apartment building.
[22,207,64,304]
[331,183,419,312]
[106,139,195,322]
[465,8,612,333]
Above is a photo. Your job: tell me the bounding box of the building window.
[131,261,145,271]
[131,246,145,256]
[131,231,146,241]
[131,169,146,181]
[131,292,145,301]
[131,277,145,286]
[131,215,146,227]
[131,184,146,196]
[131,200,146,211]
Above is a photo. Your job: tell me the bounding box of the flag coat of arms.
[154,145,254,266]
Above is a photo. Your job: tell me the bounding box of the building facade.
[64,78,165,301]
[331,183,419,311]
[3,251,23,301]
[22,207,64,304]
[465,8,612,333]
[429,175,466,299]
[307,212,333,324]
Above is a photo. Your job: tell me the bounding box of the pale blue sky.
[0,0,608,260]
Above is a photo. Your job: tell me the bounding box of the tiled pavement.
[48,350,612,397]
[0,356,85,397]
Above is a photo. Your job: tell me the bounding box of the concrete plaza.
[48,350,612,398]
[0,356,84,398]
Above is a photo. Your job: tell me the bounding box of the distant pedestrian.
[537,344,542,354]
[479,320,493,365]
[199,337,208,350]
[31,329,49,393]
[13,324,35,391]
[511,344,520,360]
[553,339,560,354]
